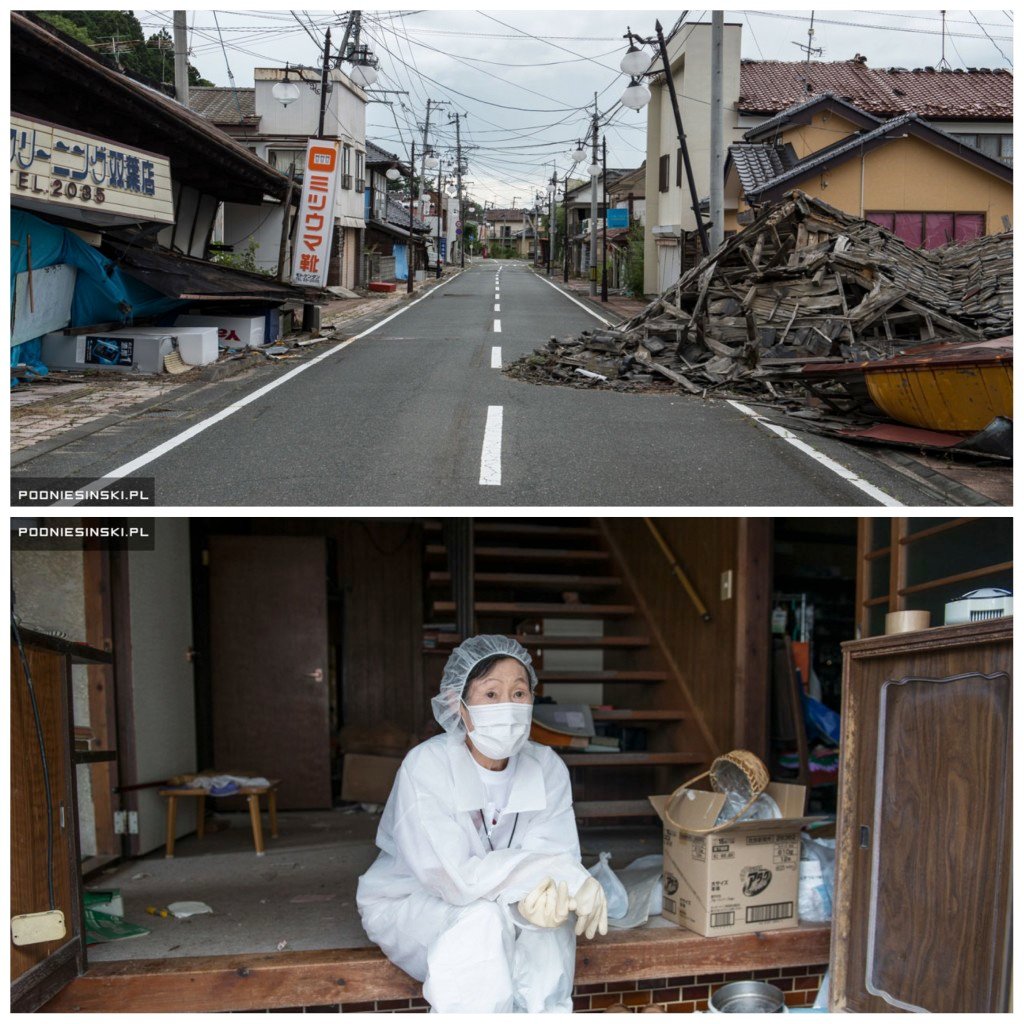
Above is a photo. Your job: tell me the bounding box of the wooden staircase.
[425,519,712,824]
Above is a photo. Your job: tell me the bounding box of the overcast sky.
[140,6,1015,206]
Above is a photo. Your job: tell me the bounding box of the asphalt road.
[13,261,954,507]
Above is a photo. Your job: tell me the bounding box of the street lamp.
[272,66,301,107]
[346,43,379,88]
[618,22,710,258]
[570,141,587,164]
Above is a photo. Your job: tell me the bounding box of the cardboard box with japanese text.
[649,782,822,937]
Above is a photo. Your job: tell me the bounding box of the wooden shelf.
[432,600,636,618]
[426,544,609,563]
[538,670,668,683]
[517,635,650,649]
[575,799,659,818]
[73,750,117,764]
[424,521,599,541]
[14,628,112,665]
[561,752,703,767]
[429,572,621,590]
[591,709,689,722]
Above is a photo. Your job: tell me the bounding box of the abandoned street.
[12,263,965,506]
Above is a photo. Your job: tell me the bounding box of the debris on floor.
[506,190,1013,462]
[84,890,150,944]
[168,901,214,919]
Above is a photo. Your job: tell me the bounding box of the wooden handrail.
[642,519,712,622]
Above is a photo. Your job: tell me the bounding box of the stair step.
[429,572,620,590]
[537,670,668,683]
[591,709,690,721]
[561,752,704,767]
[424,521,599,540]
[426,544,608,563]
[517,635,649,649]
[574,800,659,819]
[432,601,636,618]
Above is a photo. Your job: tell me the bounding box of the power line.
[476,11,621,73]
[746,10,1012,41]
[969,10,1013,67]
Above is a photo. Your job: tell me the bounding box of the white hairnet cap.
[431,634,539,735]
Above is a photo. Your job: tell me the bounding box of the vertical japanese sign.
[291,139,340,288]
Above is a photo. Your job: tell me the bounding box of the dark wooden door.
[11,638,85,1012]
[209,536,331,809]
[831,619,1012,1012]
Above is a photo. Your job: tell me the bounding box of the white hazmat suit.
[356,636,591,1013]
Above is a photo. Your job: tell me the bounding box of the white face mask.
[463,701,533,760]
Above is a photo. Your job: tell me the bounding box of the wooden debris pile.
[507,191,1012,397]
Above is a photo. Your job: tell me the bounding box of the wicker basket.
[665,749,770,834]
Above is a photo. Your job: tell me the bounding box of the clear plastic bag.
[588,851,629,920]
[714,790,782,827]
[798,834,836,922]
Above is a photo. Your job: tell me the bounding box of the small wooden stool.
[158,779,280,857]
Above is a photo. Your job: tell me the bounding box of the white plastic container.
[175,313,265,349]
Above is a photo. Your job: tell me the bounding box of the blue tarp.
[393,243,408,281]
[11,209,185,379]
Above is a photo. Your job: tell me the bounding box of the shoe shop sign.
[291,139,340,289]
[11,115,174,224]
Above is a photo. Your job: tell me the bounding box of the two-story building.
[190,66,367,291]
[362,141,430,282]
[643,21,1013,292]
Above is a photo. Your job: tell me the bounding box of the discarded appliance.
[130,325,219,366]
[175,313,265,349]
[944,588,1013,625]
[41,329,173,373]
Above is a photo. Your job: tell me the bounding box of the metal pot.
[708,980,786,1013]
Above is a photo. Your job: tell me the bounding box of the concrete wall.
[644,22,744,294]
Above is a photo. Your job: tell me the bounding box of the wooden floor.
[43,925,832,1012]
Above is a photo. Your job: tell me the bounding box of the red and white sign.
[291,139,340,288]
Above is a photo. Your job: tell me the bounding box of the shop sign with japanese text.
[11,115,174,223]
[291,139,340,288]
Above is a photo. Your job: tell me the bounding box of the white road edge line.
[491,345,502,368]
[53,270,468,506]
[726,400,904,507]
[479,405,503,485]
[535,273,613,326]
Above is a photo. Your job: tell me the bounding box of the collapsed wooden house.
[508,191,1013,397]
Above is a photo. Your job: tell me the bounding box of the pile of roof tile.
[507,190,1012,397]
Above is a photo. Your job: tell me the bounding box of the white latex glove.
[517,877,571,928]
[571,876,608,940]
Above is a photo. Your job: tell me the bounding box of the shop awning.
[103,243,308,303]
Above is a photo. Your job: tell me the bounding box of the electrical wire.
[969,10,1013,67]
[12,609,56,912]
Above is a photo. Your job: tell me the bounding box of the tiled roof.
[189,87,259,125]
[739,59,1012,120]
[745,113,1012,198]
[729,144,788,193]
[743,92,881,141]
[365,140,399,165]
[383,194,428,233]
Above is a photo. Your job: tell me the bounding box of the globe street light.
[620,78,651,110]
[571,141,587,164]
[272,67,301,107]
[620,37,651,77]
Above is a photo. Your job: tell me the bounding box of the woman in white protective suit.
[356,634,608,1013]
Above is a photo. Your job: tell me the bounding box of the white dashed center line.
[479,405,503,485]
[494,303,500,312]
[493,319,502,332]
[491,346,502,368]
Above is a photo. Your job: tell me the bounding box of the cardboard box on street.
[649,781,822,937]
[340,753,403,804]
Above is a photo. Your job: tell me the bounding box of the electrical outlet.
[11,910,66,946]
[720,570,734,601]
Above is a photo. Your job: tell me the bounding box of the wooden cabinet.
[830,619,1012,1012]
[11,632,101,1011]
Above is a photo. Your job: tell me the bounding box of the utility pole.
[420,99,432,188]
[173,11,189,106]
[451,113,465,268]
[589,94,598,297]
[407,140,416,294]
[709,10,725,252]
[316,27,332,139]
[548,164,557,276]
[562,170,571,283]
[435,157,444,277]
[601,136,608,302]
[654,19,709,258]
